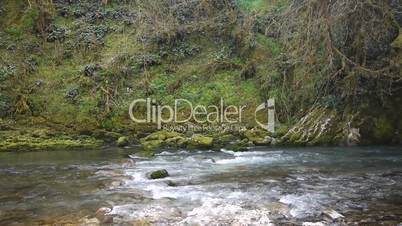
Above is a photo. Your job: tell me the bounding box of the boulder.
[116,136,129,147]
[243,129,271,145]
[135,150,156,158]
[225,138,250,152]
[165,136,188,147]
[142,140,163,151]
[215,134,237,145]
[149,169,169,179]
[189,134,214,148]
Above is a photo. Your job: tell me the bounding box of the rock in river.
[95,207,113,224]
[116,136,129,147]
[149,169,169,179]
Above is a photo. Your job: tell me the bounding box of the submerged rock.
[133,150,156,158]
[149,169,169,179]
[122,159,135,168]
[322,209,344,223]
[302,222,327,226]
[80,217,100,226]
[95,207,113,224]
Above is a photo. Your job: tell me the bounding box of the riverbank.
[1,0,401,154]
[0,123,392,153]
[1,105,401,152]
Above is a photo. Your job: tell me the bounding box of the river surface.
[0,146,402,225]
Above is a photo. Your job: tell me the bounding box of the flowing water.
[0,146,402,225]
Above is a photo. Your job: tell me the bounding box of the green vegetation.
[0,0,401,151]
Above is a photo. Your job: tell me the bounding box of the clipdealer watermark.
[129,98,276,132]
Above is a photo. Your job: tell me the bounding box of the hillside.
[0,0,401,151]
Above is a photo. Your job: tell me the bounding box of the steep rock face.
[280,108,358,146]
[280,102,402,146]
[331,0,400,63]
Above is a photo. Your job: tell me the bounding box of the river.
[0,146,401,225]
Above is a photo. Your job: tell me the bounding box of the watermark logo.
[255,98,275,133]
[129,98,275,132]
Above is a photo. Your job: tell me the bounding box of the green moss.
[236,0,289,12]
[373,116,394,143]
[142,140,163,152]
[165,136,188,148]
[149,169,169,179]
[189,134,214,148]
[273,125,289,138]
[256,34,282,57]
[20,7,39,32]
[243,129,271,145]
[141,131,182,142]
[0,134,103,152]
[117,136,129,147]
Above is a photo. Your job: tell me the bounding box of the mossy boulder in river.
[188,134,214,149]
[242,129,272,146]
[165,136,188,148]
[140,131,189,150]
[116,136,129,147]
[142,140,164,152]
[140,131,185,151]
[215,134,237,145]
[149,169,169,179]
